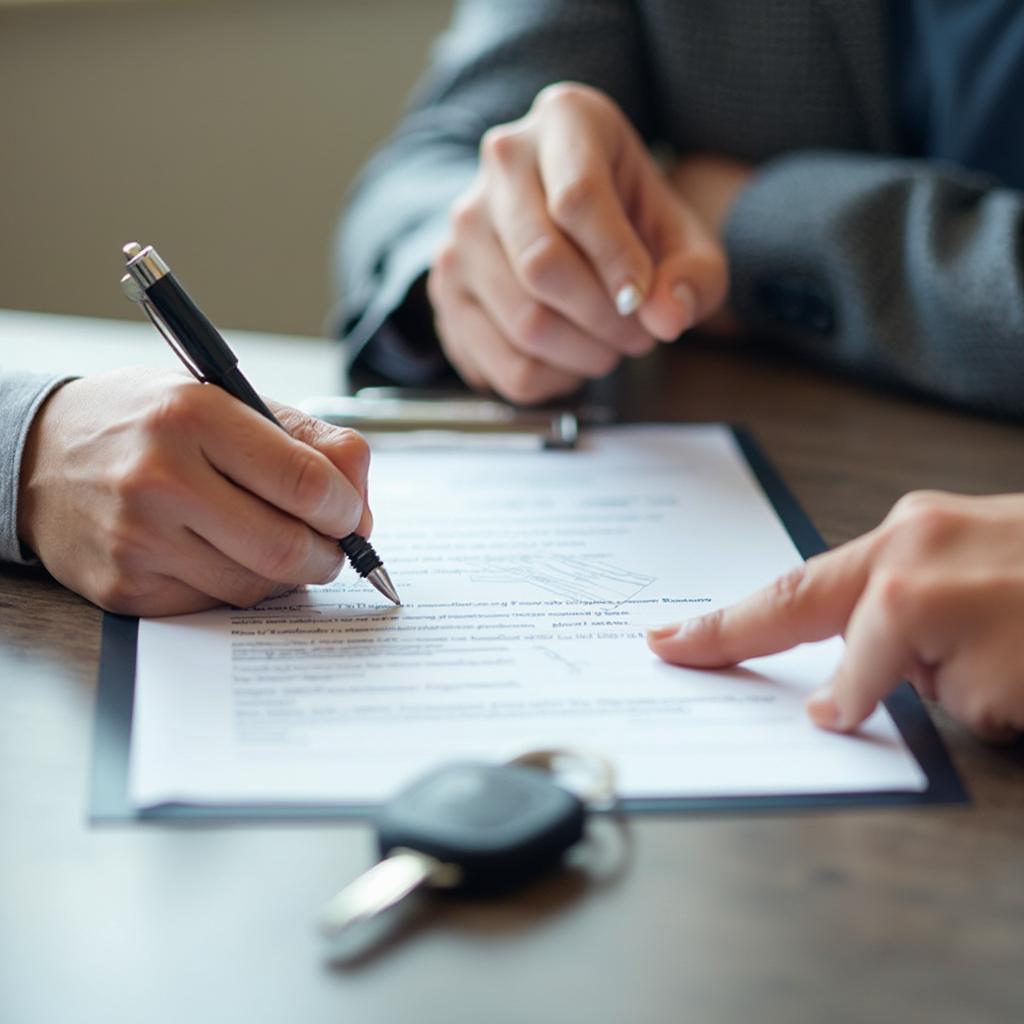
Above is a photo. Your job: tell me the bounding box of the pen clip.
[140,298,207,383]
[121,241,206,383]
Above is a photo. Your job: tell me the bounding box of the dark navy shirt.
[891,0,1024,188]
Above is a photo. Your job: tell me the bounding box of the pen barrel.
[145,273,240,381]
[219,365,278,424]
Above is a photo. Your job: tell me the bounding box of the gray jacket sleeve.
[333,0,651,382]
[337,2,1024,417]
[725,151,1024,417]
[0,371,71,565]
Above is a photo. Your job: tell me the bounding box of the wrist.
[16,378,73,559]
[670,154,755,237]
[668,155,754,335]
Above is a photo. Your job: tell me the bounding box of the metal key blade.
[318,848,456,938]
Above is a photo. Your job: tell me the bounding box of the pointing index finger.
[647,535,876,667]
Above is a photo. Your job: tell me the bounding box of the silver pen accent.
[366,566,401,606]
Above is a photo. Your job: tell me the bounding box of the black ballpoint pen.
[119,241,400,606]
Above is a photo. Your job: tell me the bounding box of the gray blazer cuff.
[722,150,1024,415]
[724,153,847,344]
[0,372,73,565]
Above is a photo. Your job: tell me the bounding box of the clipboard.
[90,425,967,822]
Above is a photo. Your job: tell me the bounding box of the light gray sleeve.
[0,371,73,565]
[333,0,651,381]
[725,151,1024,417]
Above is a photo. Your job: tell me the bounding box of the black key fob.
[374,761,586,894]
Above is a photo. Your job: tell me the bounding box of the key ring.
[507,748,618,812]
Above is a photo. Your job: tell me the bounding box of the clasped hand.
[428,82,730,404]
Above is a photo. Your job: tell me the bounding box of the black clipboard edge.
[90,612,139,822]
[732,427,967,809]
[89,425,967,823]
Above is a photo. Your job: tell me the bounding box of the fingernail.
[268,583,296,599]
[615,281,643,316]
[806,687,841,729]
[672,282,697,331]
[647,623,680,642]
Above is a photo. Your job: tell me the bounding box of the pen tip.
[367,567,401,607]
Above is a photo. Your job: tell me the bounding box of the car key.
[318,760,587,938]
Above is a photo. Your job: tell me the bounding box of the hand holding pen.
[120,242,398,607]
[14,246,398,617]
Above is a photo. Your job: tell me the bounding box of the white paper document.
[129,425,927,808]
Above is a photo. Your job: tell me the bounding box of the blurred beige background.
[0,0,453,336]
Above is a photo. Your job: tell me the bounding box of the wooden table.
[2,312,1022,1024]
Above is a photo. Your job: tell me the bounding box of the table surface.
[2,311,1023,1024]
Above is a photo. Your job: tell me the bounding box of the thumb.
[636,189,730,341]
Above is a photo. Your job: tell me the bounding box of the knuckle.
[498,357,548,406]
[435,315,463,366]
[888,490,951,530]
[515,234,565,294]
[479,124,522,166]
[104,520,149,574]
[768,564,812,616]
[221,571,276,609]
[262,525,314,580]
[302,417,370,475]
[92,572,149,615]
[427,254,454,309]
[548,173,599,227]
[449,192,482,238]
[455,358,488,394]
[534,80,599,115]
[282,447,332,519]
[141,383,205,436]
[432,240,459,281]
[510,303,553,355]
[890,489,943,517]
[871,568,918,621]
[115,453,168,508]
[426,266,441,308]
[888,498,964,558]
[334,429,371,483]
[111,466,186,539]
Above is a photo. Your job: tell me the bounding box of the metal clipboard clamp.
[298,389,581,451]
